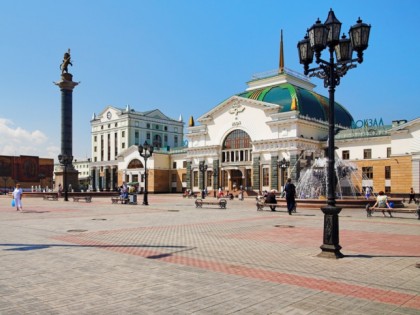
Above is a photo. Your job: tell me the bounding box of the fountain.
[296,157,366,200]
[291,156,404,209]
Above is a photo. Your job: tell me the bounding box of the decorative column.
[186,161,192,190]
[94,167,100,191]
[212,160,219,190]
[110,166,115,191]
[289,152,300,183]
[54,49,79,192]
[252,156,260,191]
[271,155,279,191]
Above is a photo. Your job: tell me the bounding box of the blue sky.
[0,0,419,160]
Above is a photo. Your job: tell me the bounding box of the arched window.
[127,159,144,169]
[222,130,252,163]
[222,130,251,149]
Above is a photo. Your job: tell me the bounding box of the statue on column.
[60,49,73,74]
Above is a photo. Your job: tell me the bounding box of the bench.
[73,196,92,203]
[366,204,420,219]
[43,194,58,201]
[256,200,293,212]
[183,193,198,199]
[195,198,227,209]
[111,197,129,204]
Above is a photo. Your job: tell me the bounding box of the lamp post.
[58,153,73,201]
[277,158,290,189]
[2,176,7,195]
[297,9,370,258]
[139,141,153,206]
[199,161,208,197]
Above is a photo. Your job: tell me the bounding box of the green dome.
[237,83,354,128]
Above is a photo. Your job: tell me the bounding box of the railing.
[251,67,310,82]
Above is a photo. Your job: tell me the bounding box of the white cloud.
[0,118,59,158]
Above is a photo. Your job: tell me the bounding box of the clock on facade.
[107,111,112,120]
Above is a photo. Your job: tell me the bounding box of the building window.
[182,173,186,182]
[164,126,168,131]
[171,174,177,183]
[108,124,111,128]
[193,171,198,187]
[155,124,159,130]
[94,157,97,162]
[135,131,139,145]
[115,123,118,127]
[94,136,97,142]
[147,132,150,140]
[174,135,178,146]
[153,134,162,148]
[147,123,150,129]
[122,143,125,149]
[101,125,104,130]
[183,161,187,168]
[114,132,118,157]
[342,150,350,160]
[387,147,391,158]
[94,146,97,152]
[164,135,168,142]
[207,171,212,187]
[385,186,391,194]
[122,131,125,138]
[385,166,391,179]
[363,149,372,159]
[362,166,373,179]
[173,162,177,169]
[262,167,269,186]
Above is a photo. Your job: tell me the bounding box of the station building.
[88,40,419,196]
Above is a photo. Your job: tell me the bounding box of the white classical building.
[184,66,420,196]
[90,105,184,191]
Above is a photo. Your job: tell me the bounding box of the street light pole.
[139,141,154,206]
[2,176,8,195]
[199,161,208,197]
[298,9,370,258]
[277,158,290,189]
[58,154,73,202]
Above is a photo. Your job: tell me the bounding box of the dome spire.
[278,29,284,74]
[188,116,195,127]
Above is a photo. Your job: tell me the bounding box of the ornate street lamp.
[58,153,73,201]
[277,158,290,189]
[2,176,8,195]
[297,9,370,258]
[138,141,154,206]
[199,161,208,197]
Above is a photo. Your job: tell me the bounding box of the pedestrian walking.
[12,183,23,211]
[365,186,371,199]
[284,178,296,215]
[408,188,416,204]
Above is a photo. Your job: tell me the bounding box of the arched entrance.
[221,129,252,191]
[230,169,242,191]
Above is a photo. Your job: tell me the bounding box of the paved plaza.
[0,195,419,314]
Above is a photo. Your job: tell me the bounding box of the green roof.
[237,83,354,128]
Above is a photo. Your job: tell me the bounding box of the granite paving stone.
[0,194,419,314]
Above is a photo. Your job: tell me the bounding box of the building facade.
[90,104,184,191]
[0,155,54,192]
[183,68,420,196]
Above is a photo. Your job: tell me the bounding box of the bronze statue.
[60,49,72,74]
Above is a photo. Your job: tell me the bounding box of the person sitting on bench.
[371,191,392,217]
[265,190,277,211]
